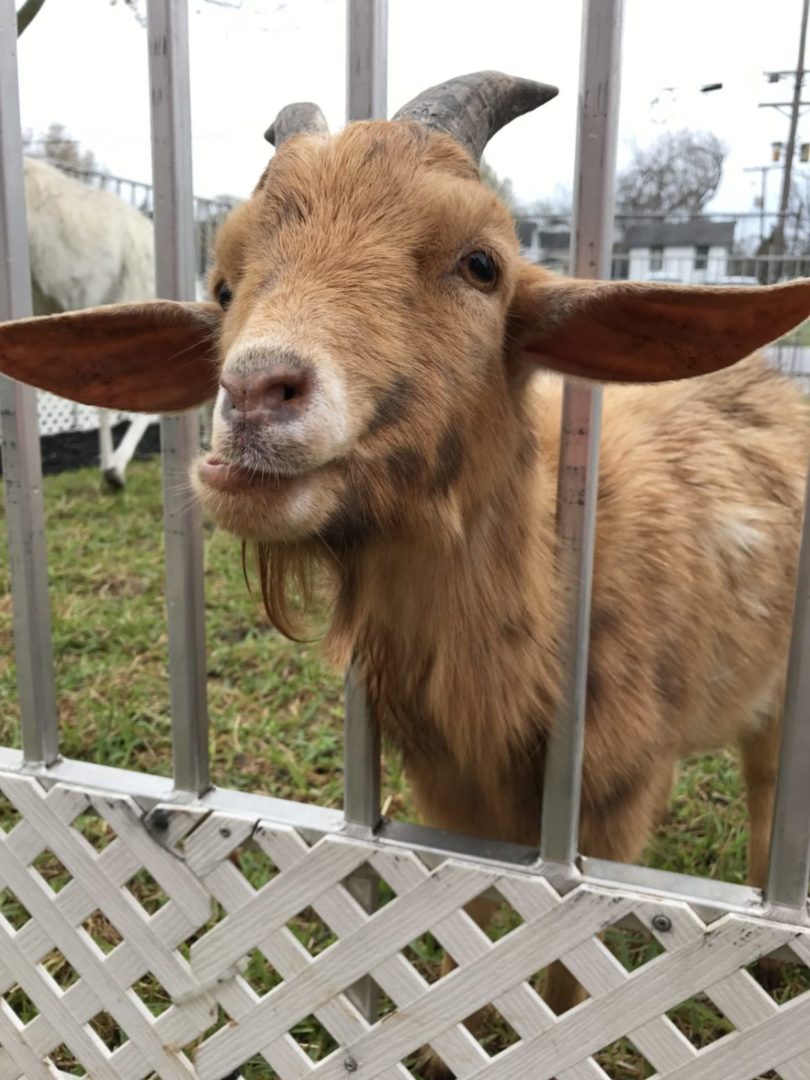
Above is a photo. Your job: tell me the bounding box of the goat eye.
[459,251,498,291]
[216,282,233,309]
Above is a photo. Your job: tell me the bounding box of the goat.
[23,155,157,487]
[2,73,810,1041]
[24,156,156,312]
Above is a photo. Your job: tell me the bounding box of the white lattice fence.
[27,394,135,438]
[1,769,809,1080]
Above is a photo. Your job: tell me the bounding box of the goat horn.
[393,71,558,164]
[264,103,329,148]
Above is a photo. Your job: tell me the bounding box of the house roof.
[624,219,735,250]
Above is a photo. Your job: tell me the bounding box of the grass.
[0,458,807,1078]
[781,316,810,347]
[0,459,398,806]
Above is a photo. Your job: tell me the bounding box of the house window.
[694,244,710,270]
[650,245,664,271]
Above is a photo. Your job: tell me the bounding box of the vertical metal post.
[346,0,388,122]
[342,0,387,838]
[343,668,381,830]
[146,0,210,796]
[766,464,810,910]
[540,0,623,869]
[343,665,381,1020]
[0,0,59,766]
[343,0,387,1023]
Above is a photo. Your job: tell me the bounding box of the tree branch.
[17,0,48,36]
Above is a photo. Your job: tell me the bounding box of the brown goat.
[1,73,810,1043]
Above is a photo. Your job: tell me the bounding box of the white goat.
[24,156,157,487]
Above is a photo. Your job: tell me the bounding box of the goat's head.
[196,75,566,546]
[2,71,810,585]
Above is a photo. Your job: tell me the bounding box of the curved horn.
[393,71,558,164]
[264,103,329,148]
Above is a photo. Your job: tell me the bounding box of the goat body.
[24,156,155,312]
[353,354,807,879]
[22,157,214,478]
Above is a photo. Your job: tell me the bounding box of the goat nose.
[220,365,311,422]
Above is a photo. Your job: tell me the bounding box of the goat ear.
[510,273,810,383]
[0,300,222,412]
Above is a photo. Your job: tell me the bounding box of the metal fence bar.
[540,0,623,870]
[346,0,388,122]
[0,0,59,767]
[342,0,387,836]
[343,0,388,1023]
[146,0,210,796]
[343,666,382,1020]
[766,464,810,910]
[343,668,381,829]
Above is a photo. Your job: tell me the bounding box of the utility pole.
[760,0,810,261]
[744,164,783,244]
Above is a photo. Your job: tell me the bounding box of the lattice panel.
[0,390,142,437]
[34,394,134,437]
[1,769,809,1080]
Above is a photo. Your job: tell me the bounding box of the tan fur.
[345,359,808,860]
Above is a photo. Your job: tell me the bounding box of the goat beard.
[243,456,468,658]
[244,539,326,643]
[244,464,381,645]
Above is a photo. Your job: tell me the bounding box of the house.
[623,219,736,284]
[516,219,572,271]
[516,218,628,276]
[516,218,543,263]
[537,228,572,272]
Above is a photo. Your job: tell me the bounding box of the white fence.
[0,1,809,1079]
[33,394,127,438]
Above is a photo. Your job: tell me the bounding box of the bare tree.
[16,0,281,36]
[616,129,727,217]
[480,158,515,211]
[522,183,573,225]
[112,0,290,26]
[22,123,101,172]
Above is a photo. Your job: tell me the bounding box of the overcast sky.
[14,0,809,220]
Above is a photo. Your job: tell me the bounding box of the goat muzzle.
[219,366,312,427]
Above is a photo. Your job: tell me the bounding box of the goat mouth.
[196,455,301,494]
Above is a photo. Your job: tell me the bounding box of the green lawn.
[0,458,806,1079]
[781,317,810,347]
